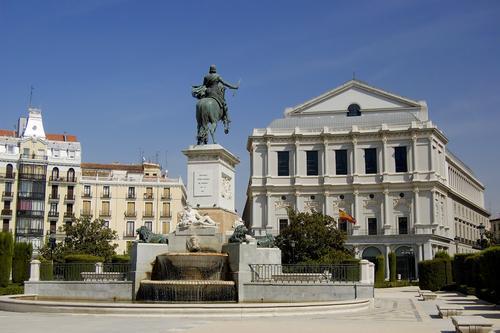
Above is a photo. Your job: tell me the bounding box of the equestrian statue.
[192,65,239,145]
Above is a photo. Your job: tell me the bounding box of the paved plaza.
[2,287,500,333]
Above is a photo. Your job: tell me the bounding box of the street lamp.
[49,232,57,260]
[478,222,486,249]
[290,240,296,264]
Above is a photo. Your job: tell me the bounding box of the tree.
[39,217,118,262]
[0,232,14,287]
[275,209,353,264]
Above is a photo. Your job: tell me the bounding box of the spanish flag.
[339,209,356,224]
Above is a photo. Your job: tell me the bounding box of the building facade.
[1,109,185,253]
[243,80,490,280]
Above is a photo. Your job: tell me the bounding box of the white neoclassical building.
[243,80,490,280]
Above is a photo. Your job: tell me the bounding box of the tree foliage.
[12,242,32,284]
[0,232,14,287]
[275,209,352,264]
[39,217,118,262]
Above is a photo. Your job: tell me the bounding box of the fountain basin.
[151,253,229,281]
[136,280,236,302]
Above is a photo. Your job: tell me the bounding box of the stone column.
[295,191,300,212]
[413,187,420,231]
[412,133,418,172]
[429,137,435,174]
[265,141,271,178]
[294,141,300,178]
[383,188,391,232]
[382,136,388,175]
[369,262,375,284]
[417,243,423,262]
[266,193,272,230]
[385,245,390,281]
[414,245,420,278]
[359,259,371,284]
[95,262,103,274]
[29,259,41,282]
[324,191,330,216]
[323,139,328,177]
[353,190,360,235]
[352,137,357,175]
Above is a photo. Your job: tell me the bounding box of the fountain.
[136,252,236,302]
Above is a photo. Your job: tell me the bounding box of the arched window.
[6,164,13,178]
[347,103,361,117]
[362,246,382,264]
[67,168,75,182]
[51,167,59,180]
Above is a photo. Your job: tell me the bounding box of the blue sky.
[1,0,499,216]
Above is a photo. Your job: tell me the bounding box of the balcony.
[18,192,45,200]
[80,210,93,218]
[19,173,46,181]
[15,228,44,236]
[82,193,92,198]
[126,194,136,200]
[143,193,154,200]
[48,211,59,218]
[101,193,111,199]
[160,211,172,218]
[48,194,60,201]
[0,172,15,180]
[143,211,154,218]
[161,194,172,200]
[99,210,112,217]
[20,153,48,161]
[2,192,13,200]
[1,209,12,217]
[123,231,136,238]
[49,176,77,184]
[64,194,76,202]
[17,210,44,218]
[63,212,75,219]
[124,211,137,218]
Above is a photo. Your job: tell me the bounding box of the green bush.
[434,251,451,260]
[375,280,419,288]
[464,254,481,288]
[375,255,385,285]
[388,252,396,282]
[111,254,130,263]
[12,242,32,284]
[418,258,452,291]
[0,232,14,287]
[0,283,24,296]
[453,253,472,285]
[64,254,103,263]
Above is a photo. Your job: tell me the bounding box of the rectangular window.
[50,221,57,234]
[83,201,91,214]
[145,221,153,231]
[364,148,377,174]
[127,202,135,215]
[394,146,408,173]
[162,187,170,199]
[162,221,169,234]
[306,150,319,176]
[103,186,110,197]
[145,187,153,199]
[126,221,135,237]
[3,219,9,232]
[339,220,347,233]
[128,187,135,199]
[83,185,91,197]
[50,203,57,213]
[368,218,378,235]
[279,219,288,232]
[335,149,348,175]
[103,220,109,228]
[398,217,408,234]
[277,151,290,176]
[102,201,110,215]
[68,150,75,159]
[162,202,171,217]
[145,202,153,216]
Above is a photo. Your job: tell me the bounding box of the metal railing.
[99,210,112,217]
[48,211,59,218]
[18,173,46,181]
[15,228,44,236]
[40,262,131,281]
[18,192,45,200]
[63,212,75,218]
[249,264,360,283]
[20,153,48,161]
[143,193,154,200]
[161,194,172,200]
[2,191,13,199]
[1,209,12,216]
[48,194,60,200]
[64,194,75,201]
[49,176,77,183]
[0,172,15,179]
[160,211,172,218]
[124,211,136,217]
[143,211,154,218]
[17,210,44,217]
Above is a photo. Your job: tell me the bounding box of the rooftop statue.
[192,65,239,145]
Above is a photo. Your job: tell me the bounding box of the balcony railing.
[249,264,360,283]
[99,210,112,217]
[48,211,59,218]
[18,192,45,200]
[161,194,172,200]
[80,210,93,217]
[126,194,136,200]
[15,228,44,236]
[160,211,172,218]
[123,231,136,238]
[17,210,44,217]
[20,153,48,161]
[101,193,111,199]
[82,193,92,198]
[1,209,12,216]
[63,212,75,219]
[0,172,16,180]
[2,191,13,200]
[143,211,154,218]
[64,194,76,201]
[124,211,137,218]
[19,173,46,181]
[49,176,76,183]
[143,193,154,200]
[49,194,60,201]
[40,262,131,282]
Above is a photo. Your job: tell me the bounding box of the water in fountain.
[136,253,236,302]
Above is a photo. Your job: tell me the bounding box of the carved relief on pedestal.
[220,174,232,199]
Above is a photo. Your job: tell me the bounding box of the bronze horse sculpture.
[192,65,239,145]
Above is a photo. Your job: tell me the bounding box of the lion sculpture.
[136,226,168,244]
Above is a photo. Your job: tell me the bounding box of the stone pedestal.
[130,242,169,299]
[182,144,240,212]
[168,225,224,253]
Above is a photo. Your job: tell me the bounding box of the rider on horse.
[192,65,239,126]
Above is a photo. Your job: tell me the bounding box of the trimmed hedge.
[0,232,14,287]
[0,283,24,296]
[453,253,472,285]
[418,258,453,291]
[388,252,396,282]
[12,242,32,284]
[111,254,131,263]
[342,258,360,281]
[375,255,385,284]
[64,254,104,263]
